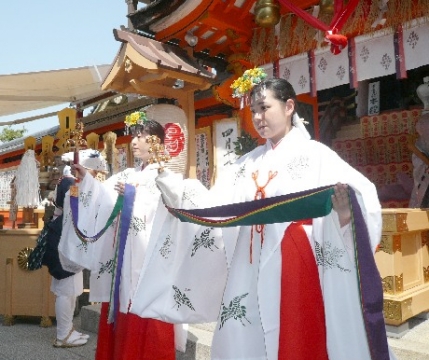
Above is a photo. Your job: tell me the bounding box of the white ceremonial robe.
[59,164,167,312]
[132,127,396,360]
[57,163,221,352]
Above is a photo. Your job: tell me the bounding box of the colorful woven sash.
[70,186,123,243]
[69,184,136,324]
[167,184,389,360]
[110,184,135,324]
[167,185,335,227]
[349,189,389,360]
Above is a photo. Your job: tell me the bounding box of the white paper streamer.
[15,149,40,207]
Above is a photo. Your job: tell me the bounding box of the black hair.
[130,120,165,143]
[250,78,297,104]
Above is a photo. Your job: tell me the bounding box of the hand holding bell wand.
[66,122,87,183]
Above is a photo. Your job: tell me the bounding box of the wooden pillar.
[177,91,197,179]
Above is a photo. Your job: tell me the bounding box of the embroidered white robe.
[57,163,225,352]
[59,164,169,310]
[131,127,397,360]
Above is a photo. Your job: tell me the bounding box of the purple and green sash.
[166,185,335,226]
[109,184,135,324]
[70,184,136,324]
[167,185,389,360]
[70,193,123,243]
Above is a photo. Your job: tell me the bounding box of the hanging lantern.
[254,0,281,27]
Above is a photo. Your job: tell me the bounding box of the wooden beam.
[175,91,197,179]
[139,72,168,83]
[158,67,210,87]
[129,79,201,98]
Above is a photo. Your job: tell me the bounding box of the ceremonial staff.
[66,121,87,187]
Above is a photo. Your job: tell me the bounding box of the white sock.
[55,295,75,340]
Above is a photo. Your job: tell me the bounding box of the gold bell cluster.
[146,135,171,173]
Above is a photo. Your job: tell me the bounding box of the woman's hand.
[71,163,87,180]
[332,183,351,227]
[114,181,125,195]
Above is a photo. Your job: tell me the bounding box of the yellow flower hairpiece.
[230,67,268,99]
[124,111,148,127]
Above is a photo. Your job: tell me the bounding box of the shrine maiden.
[130,76,397,360]
[59,113,181,360]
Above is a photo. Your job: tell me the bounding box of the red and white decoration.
[144,104,188,175]
[274,17,429,94]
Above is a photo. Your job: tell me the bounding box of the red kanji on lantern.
[164,123,185,157]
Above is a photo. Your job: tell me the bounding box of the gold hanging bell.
[320,0,335,15]
[254,0,281,28]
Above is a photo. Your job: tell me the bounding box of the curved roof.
[101,29,215,96]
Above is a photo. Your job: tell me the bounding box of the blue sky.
[0,1,132,137]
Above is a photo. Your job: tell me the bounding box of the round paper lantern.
[144,104,188,175]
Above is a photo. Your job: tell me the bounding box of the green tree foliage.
[0,126,27,143]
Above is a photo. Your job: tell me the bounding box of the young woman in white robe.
[58,119,178,360]
[130,78,397,360]
[50,151,107,348]
[50,165,88,348]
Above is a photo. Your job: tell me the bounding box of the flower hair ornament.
[124,110,148,134]
[124,109,171,172]
[231,67,268,108]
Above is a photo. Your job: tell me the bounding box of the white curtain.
[355,30,395,82]
[314,45,350,91]
[403,18,429,71]
[278,53,311,95]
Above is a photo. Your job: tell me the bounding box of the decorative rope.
[101,131,118,176]
[251,170,277,263]
[9,176,18,221]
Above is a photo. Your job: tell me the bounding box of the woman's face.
[250,89,294,144]
[131,130,152,162]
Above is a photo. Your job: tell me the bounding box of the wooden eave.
[101,29,216,98]
[128,0,320,58]
[128,0,187,29]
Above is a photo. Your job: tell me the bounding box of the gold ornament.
[67,121,87,154]
[146,135,171,173]
[254,0,280,28]
[320,0,334,15]
[17,247,33,270]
